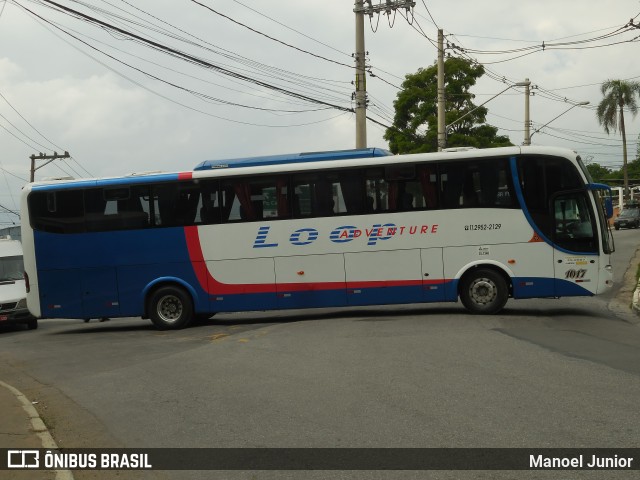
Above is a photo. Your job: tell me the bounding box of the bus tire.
[459,268,508,315]
[148,286,193,330]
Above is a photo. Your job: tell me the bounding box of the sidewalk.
[0,380,72,480]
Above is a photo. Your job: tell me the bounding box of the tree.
[586,162,612,183]
[384,57,512,154]
[596,79,640,197]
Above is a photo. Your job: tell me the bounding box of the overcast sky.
[1,0,640,226]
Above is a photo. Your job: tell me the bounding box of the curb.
[0,380,74,480]
[628,245,640,317]
[626,245,640,321]
[633,278,640,314]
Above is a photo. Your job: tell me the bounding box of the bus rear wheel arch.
[147,285,194,330]
[459,267,510,315]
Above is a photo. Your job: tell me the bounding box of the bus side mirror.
[604,197,613,219]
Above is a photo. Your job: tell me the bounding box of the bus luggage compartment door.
[81,267,120,318]
[38,269,84,318]
[275,254,346,309]
[345,249,429,306]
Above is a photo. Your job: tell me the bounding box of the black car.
[614,208,640,230]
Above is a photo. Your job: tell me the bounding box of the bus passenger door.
[275,254,346,308]
[421,248,445,302]
[345,250,424,306]
[552,192,600,296]
[81,267,121,318]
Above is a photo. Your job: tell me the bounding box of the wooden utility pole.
[437,29,445,151]
[354,0,416,149]
[354,0,367,149]
[522,78,531,145]
[29,151,70,182]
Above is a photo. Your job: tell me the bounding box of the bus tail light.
[24,271,30,293]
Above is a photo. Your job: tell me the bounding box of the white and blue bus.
[20,146,614,329]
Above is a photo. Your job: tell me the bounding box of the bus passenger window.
[439,165,463,209]
[198,182,221,225]
[293,170,363,218]
[439,159,514,209]
[416,166,438,209]
[365,171,388,213]
[153,182,200,227]
[29,190,85,233]
[221,177,289,222]
[85,186,151,231]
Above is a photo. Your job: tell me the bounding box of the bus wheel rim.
[469,278,497,305]
[157,295,183,323]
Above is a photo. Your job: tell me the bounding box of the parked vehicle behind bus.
[0,236,37,330]
[613,208,640,230]
[20,146,614,330]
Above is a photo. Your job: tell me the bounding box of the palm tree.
[596,79,640,199]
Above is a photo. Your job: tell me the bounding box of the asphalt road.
[1,229,640,480]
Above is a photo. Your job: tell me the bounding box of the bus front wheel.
[148,286,193,330]
[460,268,508,315]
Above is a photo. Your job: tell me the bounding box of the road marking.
[210,333,229,342]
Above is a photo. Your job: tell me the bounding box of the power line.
[24,8,352,129]
[228,0,352,59]
[15,0,356,117]
[189,0,354,69]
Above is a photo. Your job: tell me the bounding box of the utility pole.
[522,78,531,145]
[354,0,367,149]
[437,29,445,151]
[353,0,416,149]
[29,151,70,182]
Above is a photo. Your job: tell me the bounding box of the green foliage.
[596,79,640,134]
[586,162,612,182]
[384,57,512,154]
[586,159,640,182]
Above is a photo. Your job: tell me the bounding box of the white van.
[0,236,37,330]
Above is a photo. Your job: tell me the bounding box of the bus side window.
[85,186,150,231]
[221,177,289,223]
[29,190,85,233]
[153,182,201,227]
[199,181,221,225]
[292,176,323,217]
[439,164,465,209]
[365,169,388,213]
[293,170,364,218]
[416,166,438,209]
[439,159,514,209]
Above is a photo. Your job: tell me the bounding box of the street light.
[445,81,531,132]
[528,101,590,143]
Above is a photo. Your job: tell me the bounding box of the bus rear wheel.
[460,268,508,315]
[148,286,193,330]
